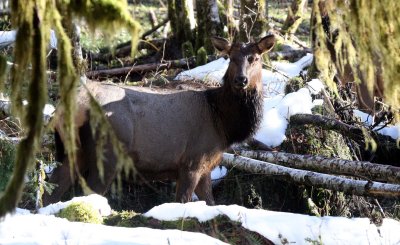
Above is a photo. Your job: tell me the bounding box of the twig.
[141,18,169,39]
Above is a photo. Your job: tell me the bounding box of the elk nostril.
[235,76,248,87]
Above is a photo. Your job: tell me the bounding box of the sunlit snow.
[145,201,400,245]
[2,197,399,244]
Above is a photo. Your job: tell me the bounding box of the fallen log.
[86,55,218,78]
[222,153,400,197]
[231,148,400,184]
[89,39,168,63]
[268,49,311,61]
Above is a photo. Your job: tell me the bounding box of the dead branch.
[86,55,218,78]
[142,18,169,39]
[290,113,364,139]
[231,148,400,184]
[89,39,167,63]
[222,153,400,197]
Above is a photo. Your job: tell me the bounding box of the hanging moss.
[0,0,140,217]
[313,0,400,117]
[182,41,194,58]
[0,139,16,192]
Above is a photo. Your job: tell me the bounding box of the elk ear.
[211,36,231,54]
[257,34,275,54]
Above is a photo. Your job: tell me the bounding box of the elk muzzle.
[234,75,249,89]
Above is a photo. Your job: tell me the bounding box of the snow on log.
[222,153,400,197]
[233,149,400,184]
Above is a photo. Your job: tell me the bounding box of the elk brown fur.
[43,35,275,206]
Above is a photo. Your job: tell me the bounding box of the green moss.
[0,139,16,192]
[182,41,194,58]
[284,76,305,94]
[59,202,103,224]
[196,47,207,66]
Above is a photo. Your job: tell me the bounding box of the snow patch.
[271,53,313,77]
[0,212,228,245]
[175,57,229,83]
[145,202,400,245]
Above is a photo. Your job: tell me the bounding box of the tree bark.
[196,0,224,53]
[231,149,400,184]
[222,153,400,197]
[239,0,267,41]
[282,0,307,38]
[169,0,195,42]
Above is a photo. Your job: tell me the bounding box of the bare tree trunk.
[196,0,224,53]
[222,153,400,197]
[168,0,195,42]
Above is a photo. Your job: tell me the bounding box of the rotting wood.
[231,148,400,184]
[222,153,400,197]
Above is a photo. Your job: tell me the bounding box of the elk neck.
[205,73,264,146]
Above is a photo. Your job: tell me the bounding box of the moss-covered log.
[104,211,273,245]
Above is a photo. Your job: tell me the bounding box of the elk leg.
[194,173,215,205]
[175,170,200,203]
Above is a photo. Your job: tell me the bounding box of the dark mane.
[205,74,263,146]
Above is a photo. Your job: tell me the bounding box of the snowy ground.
[1,195,399,245]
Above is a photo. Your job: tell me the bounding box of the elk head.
[211,35,275,92]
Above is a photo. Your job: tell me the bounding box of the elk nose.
[234,76,248,88]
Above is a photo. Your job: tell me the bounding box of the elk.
[43,35,275,206]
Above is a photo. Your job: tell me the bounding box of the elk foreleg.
[194,173,215,205]
[175,170,201,203]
